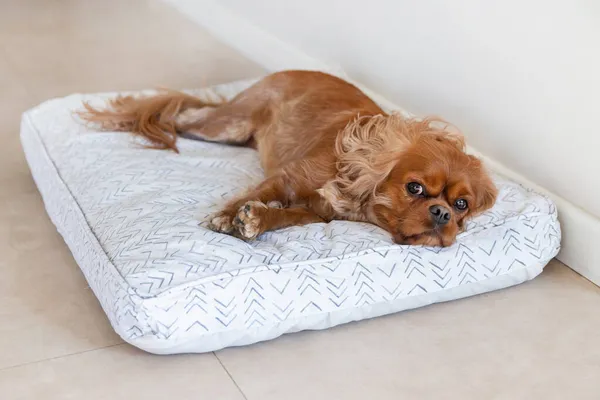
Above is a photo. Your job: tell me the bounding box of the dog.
[78,70,497,246]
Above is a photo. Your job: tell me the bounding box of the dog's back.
[77,70,383,174]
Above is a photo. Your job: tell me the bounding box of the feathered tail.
[77,90,220,152]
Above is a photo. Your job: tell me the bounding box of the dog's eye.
[454,198,468,211]
[407,182,424,196]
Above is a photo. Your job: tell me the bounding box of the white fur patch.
[175,107,216,126]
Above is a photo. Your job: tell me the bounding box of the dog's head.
[320,114,497,247]
[374,132,497,246]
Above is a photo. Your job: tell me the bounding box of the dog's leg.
[232,203,324,240]
[177,112,255,145]
[175,99,263,145]
[174,107,217,128]
[208,156,335,235]
[208,173,292,234]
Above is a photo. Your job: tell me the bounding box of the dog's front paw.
[233,201,269,240]
[208,211,236,234]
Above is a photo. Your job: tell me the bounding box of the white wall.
[220,0,600,218]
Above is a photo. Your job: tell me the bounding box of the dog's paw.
[267,200,283,209]
[208,211,235,233]
[233,201,268,240]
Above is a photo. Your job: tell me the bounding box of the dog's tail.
[77,90,221,153]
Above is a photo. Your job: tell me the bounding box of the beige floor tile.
[0,53,32,111]
[0,19,121,371]
[216,260,600,400]
[0,54,117,369]
[0,0,264,102]
[0,0,64,37]
[0,56,38,195]
[0,188,123,369]
[0,344,244,400]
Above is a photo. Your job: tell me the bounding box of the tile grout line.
[0,342,124,373]
[213,352,249,400]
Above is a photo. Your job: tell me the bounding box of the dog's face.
[373,134,497,247]
[321,114,497,247]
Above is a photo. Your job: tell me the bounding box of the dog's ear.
[328,113,412,204]
[468,155,498,213]
[476,176,498,211]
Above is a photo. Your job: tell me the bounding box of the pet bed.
[20,78,561,354]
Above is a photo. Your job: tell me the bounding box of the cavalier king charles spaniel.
[78,70,497,246]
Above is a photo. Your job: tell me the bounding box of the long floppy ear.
[468,155,498,213]
[318,113,413,214]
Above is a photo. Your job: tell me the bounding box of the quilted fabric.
[20,78,561,354]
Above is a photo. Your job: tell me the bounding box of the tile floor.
[0,0,599,399]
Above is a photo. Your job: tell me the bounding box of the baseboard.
[163,0,600,286]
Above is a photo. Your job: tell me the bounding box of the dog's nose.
[429,205,451,226]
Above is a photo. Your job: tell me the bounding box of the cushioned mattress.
[20,78,561,354]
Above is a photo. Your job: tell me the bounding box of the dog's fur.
[78,70,497,246]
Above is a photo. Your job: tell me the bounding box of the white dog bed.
[20,78,560,354]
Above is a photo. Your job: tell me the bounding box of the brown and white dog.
[78,70,497,246]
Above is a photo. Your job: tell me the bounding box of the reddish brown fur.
[78,70,497,246]
[79,90,220,152]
